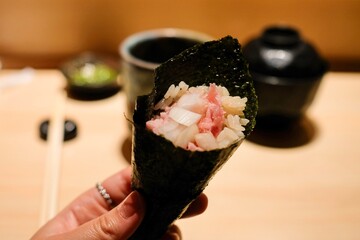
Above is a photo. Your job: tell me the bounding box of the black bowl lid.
[243,25,328,79]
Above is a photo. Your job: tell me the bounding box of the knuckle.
[94,215,119,239]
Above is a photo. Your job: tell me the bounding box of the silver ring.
[96,182,114,208]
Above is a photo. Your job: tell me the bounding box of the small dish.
[61,53,120,99]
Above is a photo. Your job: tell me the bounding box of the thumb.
[55,191,145,240]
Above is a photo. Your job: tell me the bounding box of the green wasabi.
[70,63,118,86]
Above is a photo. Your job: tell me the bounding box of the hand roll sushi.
[130,36,257,239]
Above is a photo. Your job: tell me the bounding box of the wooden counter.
[0,70,359,239]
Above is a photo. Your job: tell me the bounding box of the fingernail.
[120,191,145,219]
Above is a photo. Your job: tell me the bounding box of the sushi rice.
[146,81,249,151]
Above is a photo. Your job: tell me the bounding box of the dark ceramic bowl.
[250,72,323,127]
[243,26,327,127]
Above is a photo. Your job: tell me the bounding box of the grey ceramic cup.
[119,28,213,125]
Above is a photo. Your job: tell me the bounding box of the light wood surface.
[0,70,360,239]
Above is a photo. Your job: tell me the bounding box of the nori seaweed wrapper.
[130,36,257,239]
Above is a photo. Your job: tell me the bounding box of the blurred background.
[1,1,360,239]
[0,0,359,71]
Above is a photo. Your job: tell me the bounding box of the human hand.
[31,166,208,240]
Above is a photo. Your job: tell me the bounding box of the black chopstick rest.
[39,119,78,141]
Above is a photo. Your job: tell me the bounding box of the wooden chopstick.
[39,91,66,226]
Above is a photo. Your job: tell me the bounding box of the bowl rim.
[119,28,213,70]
